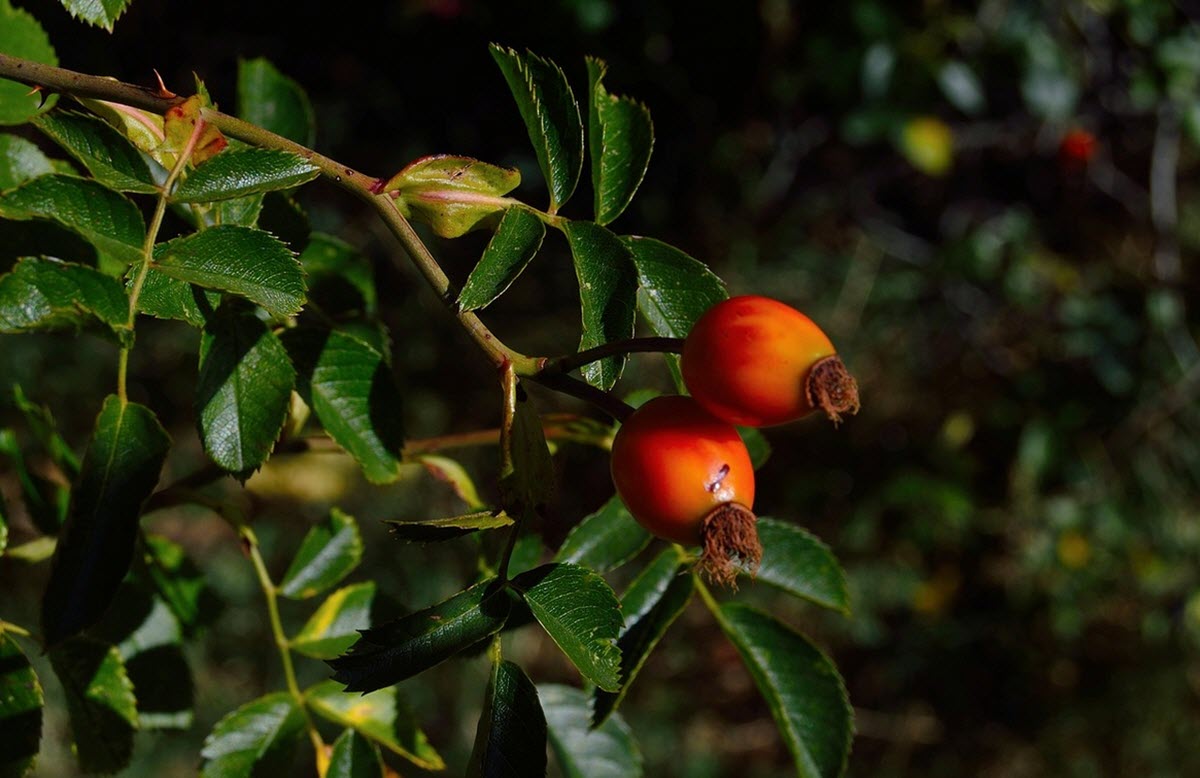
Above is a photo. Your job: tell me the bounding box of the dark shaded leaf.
[283,327,405,484]
[305,680,444,770]
[41,396,170,646]
[593,551,692,725]
[563,221,638,390]
[300,232,375,316]
[174,149,320,203]
[0,134,56,190]
[326,730,383,778]
[200,692,304,777]
[585,59,653,226]
[48,636,138,774]
[133,269,219,326]
[554,494,651,573]
[237,58,316,147]
[279,508,362,600]
[742,519,850,614]
[489,45,583,212]
[716,604,853,778]
[139,534,217,635]
[386,511,513,543]
[34,111,158,193]
[291,582,375,659]
[196,302,295,475]
[541,683,642,778]
[0,175,145,264]
[329,579,512,693]
[458,207,545,311]
[500,388,554,516]
[0,258,128,335]
[512,563,622,691]
[0,426,67,533]
[738,427,772,470]
[153,225,305,317]
[0,630,43,778]
[466,658,547,778]
[0,1,58,125]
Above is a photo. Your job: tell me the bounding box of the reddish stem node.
[806,355,861,424]
[698,502,761,588]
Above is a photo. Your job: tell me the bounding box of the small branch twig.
[539,337,685,376]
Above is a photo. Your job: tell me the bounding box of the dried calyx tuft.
[806,355,861,424]
[698,502,762,588]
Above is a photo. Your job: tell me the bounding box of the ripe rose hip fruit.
[681,295,860,427]
[610,395,760,585]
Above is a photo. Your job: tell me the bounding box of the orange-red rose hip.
[681,295,859,427]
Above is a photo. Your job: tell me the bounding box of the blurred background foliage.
[3,0,1200,775]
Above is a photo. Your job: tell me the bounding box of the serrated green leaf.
[153,225,305,316]
[200,692,304,777]
[196,303,295,475]
[489,45,583,212]
[0,134,56,191]
[238,58,316,147]
[301,232,375,316]
[563,221,637,390]
[93,585,193,730]
[624,235,726,339]
[384,155,520,239]
[329,578,512,693]
[541,684,642,778]
[326,730,383,778]
[34,111,159,193]
[305,680,444,770]
[500,388,554,516]
[458,207,545,311]
[57,0,132,32]
[213,193,264,228]
[0,631,43,778]
[742,519,850,614]
[592,550,692,725]
[49,636,138,774]
[716,604,853,778]
[0,1,58,125]
[386,510,513,543]
[0,175,145,264]
[512,563,622,691]
[467,659,547,778]
[555,495,651,573]
[282,327,405,484]
[133,269,219,326]
[41,396,170,646]
[586,58,653,226]
[139,533,216,635]
[279,508,362,600]
[0,257,128,335]
[173,149,319,203]
[291,582,375,659]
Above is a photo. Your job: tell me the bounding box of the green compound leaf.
[386,510,513,544]
[57,0,132,32]
[133,269,219,326]
[48,636,138,775]
[153,225,305,317]
[305,680,444,771]
[0,630,43,778]
[0,1,58,125]
[741,518,850,614]
[467,658,547,778]
[541,683,642,778]
[200,692,305,778]
[563,221,638,390]
[384,155,521,239]
[196,302,295,475]
[41,396,170,647]
[291,581,375,659]
[0,175,145,265]
[0,258,128,335]
[326,730,383,778]
[592,550,692,726]
[238,58,316,147]
[279,508,363,600]
[586,58,654,226]
[0,134,57,191]
[554,494,651,573]
[512,563,622,692]
[329,578,512,694]
[173,149,320,203]
[282,327,405,484]
[34,111,158,194]
[715,604,853,778]
[489,45,583,212]
[458,207,545,311]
